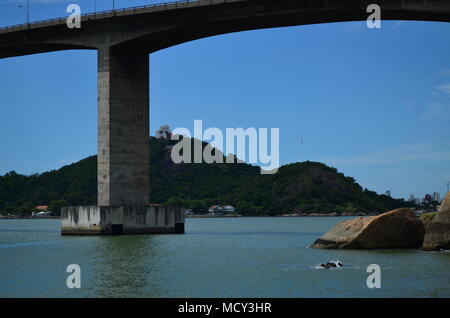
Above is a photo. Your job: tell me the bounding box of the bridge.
[1,0,449,234]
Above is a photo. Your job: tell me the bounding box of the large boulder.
[422,192,450,251]
[312,208,425,249]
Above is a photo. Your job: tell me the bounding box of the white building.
[35,211,53,217]
[155,125,172,139]
[208,205,236,213]
[222,205,236,213]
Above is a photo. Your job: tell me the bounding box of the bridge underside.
[117,5,450,53]
[0,43,93,59]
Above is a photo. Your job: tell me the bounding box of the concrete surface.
[61,206,185,235]
[97,47,150,206]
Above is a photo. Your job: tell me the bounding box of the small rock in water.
[318,260,343,269]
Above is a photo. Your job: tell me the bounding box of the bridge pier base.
[61,206,185,235]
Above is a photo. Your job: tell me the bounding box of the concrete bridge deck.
[1,0,450,59]
[0,0,235,34]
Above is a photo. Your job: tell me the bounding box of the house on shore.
[208,205,222,213]
[208,205,236,214]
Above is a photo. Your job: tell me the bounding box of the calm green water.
[0,217,449,298]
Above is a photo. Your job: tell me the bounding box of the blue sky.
[0,0,450,200]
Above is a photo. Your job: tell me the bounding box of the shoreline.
[186,212,380,218]
[0,216,61,220]
[1,210,432,220]
[1,214,364,220]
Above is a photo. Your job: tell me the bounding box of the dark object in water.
[319,261,343,269]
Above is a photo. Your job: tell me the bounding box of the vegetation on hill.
[0,137,407,216]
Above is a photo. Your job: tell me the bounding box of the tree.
[236,201,251,215]
[17,202,35,216]
[165,197,188,207]
[0,138,407,217]
[48,200,69,216]
[190,199,208,213]
[4,205,17,215]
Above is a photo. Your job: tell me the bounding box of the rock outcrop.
[419,212,436,227]
[422,192,450,251]
[438,191,450,213]
[312,208,425,249]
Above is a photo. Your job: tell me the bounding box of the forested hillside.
[0,137,406,215]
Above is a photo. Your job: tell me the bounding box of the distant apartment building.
[433,192,440,203]
[409,193,441,205]
[385,190,391,197]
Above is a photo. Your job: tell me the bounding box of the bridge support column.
[61,47,186,235]
[97,47,150,206]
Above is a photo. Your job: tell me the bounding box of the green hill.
[0,137,406,216]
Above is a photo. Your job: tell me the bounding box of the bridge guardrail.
[0,0,240,34]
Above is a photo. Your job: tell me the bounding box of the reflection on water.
[0,218,449,297]
[93,235,168,297]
